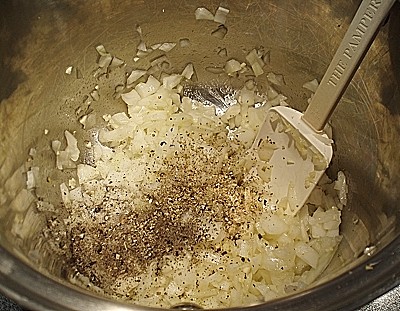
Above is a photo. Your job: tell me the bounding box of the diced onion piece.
[98,54,113,68]
[214,6,229,24]
[261,214,288,235]
[65,66,73,75]
[246,49,265,77]
[179,38,191,47]
[77,164,100,184]
[163,74,183,89]
[26,167,40,190]
[121,89,141,106]
[110,57,125,68]
[195,7,214,20]
[159,42,177,52]
[68,178,77,189]
[295,242,319,269]
[137,41,147,52]
[224,104,241,119]
[60,183,70,204]
[64,130,80,161]
[224,59,242,75]
[181,63,194,80]
[90,89,100,101]
[151,55,169,67]
[69,187,83,202]
[303,79,319,93]
[52,140,61,154]
[239,88,255,106]
[267,72,284,86]
[95,44,108,56]
[267,86,279,100]
[151,43,162,50]
[29,148,37,157]
[135,75,161,98]
[257,140,277,162]
[136,25,142,36]
[127,70,146,85]
[109,112,130,128]
[136,50,149,58]
[334,171,348,206]
[251,62,264,77]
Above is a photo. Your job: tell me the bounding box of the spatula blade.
[253,106,333,215]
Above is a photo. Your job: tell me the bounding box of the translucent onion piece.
[213,6,230,24]
[224,59,242,75]
[127,70,147,85]
[303,79,319,93]
[181,63,194,80]
[195,7,214,20]
[158,42,177,52]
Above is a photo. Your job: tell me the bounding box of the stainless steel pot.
[0,0,399,310]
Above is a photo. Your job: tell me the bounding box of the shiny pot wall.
[0,0,400,310]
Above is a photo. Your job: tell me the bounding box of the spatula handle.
[303,0,396,132]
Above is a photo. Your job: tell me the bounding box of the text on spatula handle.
[328,0,381,87]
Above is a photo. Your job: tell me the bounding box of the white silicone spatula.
[253,0,396,215]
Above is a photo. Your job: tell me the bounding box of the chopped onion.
[246,49,265,77]
[77,164,100,184]
[267,72,284,86]
[303,79,319,93]
[135,75,161,98]
[121,89,141,106]
[65,66,73,75]
[158,42,177,52]
[127,70,147,85]
[29,148,37,157]
[90,89,100,101]
[224,104,241,119]
[181,63,194,80]
[26,167,39,190]
[60,183,70,204]
[64,130,80,161]
[150,55,169,67]
[98,54,113,68]
[224,59,242,75]
[110,57,125,68]
[195,7,214,20]
[213,6,230,24]
[295,242,319,269]
[261,214,288,235]
[95,44,108,56]
[179,38,191,47]
[162,74,182,89]
[334,171,348,205]
[136,25,142,36]
[151,43,162,50]
[137,41,147,52]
